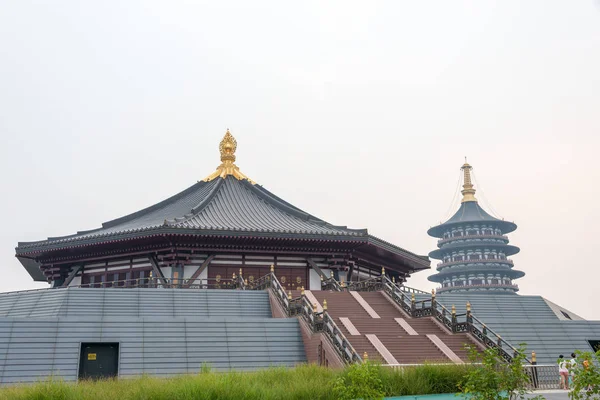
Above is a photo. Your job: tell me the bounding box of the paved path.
[386,390,570,400]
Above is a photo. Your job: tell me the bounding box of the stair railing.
[381,276,527,364]
[252,269,362,365]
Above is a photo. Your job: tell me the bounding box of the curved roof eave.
[427,202,517,238]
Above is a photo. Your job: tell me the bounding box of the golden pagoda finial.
[203,129,256,184]
[460,159,477,203]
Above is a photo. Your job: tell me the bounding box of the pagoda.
[15,129,429,289]
[427,161,524,294]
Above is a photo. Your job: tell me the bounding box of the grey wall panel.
[0,314,306,384]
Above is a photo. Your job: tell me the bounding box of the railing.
[438,234,509,246]
[381,276,528,364]
[72,277,242,290]
[437,259,513,268]
[321,276,343,291]
[252,271,362,365]
[524,364,560,390]
[437,283,519,293]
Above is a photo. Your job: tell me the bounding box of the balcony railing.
[437,283,519,292]
[437,258,513,268]
[438,234,509,246]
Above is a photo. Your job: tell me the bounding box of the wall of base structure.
[0,289,306,384]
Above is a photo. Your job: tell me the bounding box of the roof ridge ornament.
[461,158,477,203]
[203,129,256,184]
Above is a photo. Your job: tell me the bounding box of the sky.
[1,1,599,319]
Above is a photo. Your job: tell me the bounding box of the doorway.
[79,343,119,380]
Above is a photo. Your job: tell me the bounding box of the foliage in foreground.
[0,363,472,400]
[460,344,544,400]
[569,350,600,400]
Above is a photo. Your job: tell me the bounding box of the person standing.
[558,355,569,390]
[569,353,577,388]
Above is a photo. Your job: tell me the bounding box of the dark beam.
[61,265,83,287]
[306,258,326,278]
[347,264,355,282]
[183,255,214,288]
[148,255,169,286]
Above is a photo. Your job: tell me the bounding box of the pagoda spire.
[203,129,256,184]
[461,158,477,203]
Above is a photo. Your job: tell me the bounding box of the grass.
[0,363,472,400]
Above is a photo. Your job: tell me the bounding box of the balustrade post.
[411,293,416,315]
[530,351,539,388]
[466,302,472,332]
[482,323,487,336]
[451,305,457,333]
[497,335,502,348]
[381,267,385,283]
[431,289,436,313]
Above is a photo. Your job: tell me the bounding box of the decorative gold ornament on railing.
[323,299,328,311]
[232,272,236,280]
[288,291,292,300]
[461,159,477,203]
[363,352,369,360]
[330,270,334,279]
[203,129,256,184]
[531,351,536,363]
[392,276,396,283]
[451,304,456,315]
[466,301,471,312]
[312,303,317,313]
[320,274,324,281]
[431,289,436,298]
[239,268,243,276]
[301,286,305,296]
[270,264,275,273]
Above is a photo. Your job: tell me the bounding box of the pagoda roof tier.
[427,201,517,238]
[15,130,429,281]
[429,242,520,260]
[428,265,525,283]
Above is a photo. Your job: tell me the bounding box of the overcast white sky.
[1,1,599,319]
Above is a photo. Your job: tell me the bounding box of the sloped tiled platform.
[0,289,305,384]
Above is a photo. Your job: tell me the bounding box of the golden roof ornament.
[203,129,256,184]
[460,158,477,203]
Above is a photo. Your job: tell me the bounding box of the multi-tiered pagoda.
[427,162,524,294]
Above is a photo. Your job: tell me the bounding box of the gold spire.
[460,158,477,203]
[203,129,256,184]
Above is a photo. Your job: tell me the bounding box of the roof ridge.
[240,179,313,221]
[102,181,212,229]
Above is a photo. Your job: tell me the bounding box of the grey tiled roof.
[16,177,373,254]
[428,202,517,237]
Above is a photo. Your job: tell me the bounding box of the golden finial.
[312,303,317,312]
[330,270,334,279]
[431,289,436,298]
[270,264,274,273]
[363,352,369,360]
[288,291,292,300]
[320,274,324,281]
[239,268,243,276]
[531,351,536,363]
[244,278,248,285]
[460,159,477,203]
[203,129,256,184]
[323,299,328,311]
[411,293,415,302]
[381,267,385,275]
[232,272,236,279]
[301,286,305,296]
[392,276,396,283]
[466,302,471,312]
[451,304,456,314]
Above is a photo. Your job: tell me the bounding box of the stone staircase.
[308,290,477,365]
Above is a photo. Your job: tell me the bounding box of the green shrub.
[569,350,600,400]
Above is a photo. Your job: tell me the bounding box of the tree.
[569,350,600,400]
[460,344,544,400]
